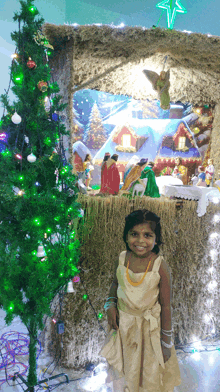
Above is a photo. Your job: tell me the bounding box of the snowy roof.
[72,141,91,161]
[94,118,200,162]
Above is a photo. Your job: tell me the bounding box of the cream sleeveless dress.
[100,251,181,392]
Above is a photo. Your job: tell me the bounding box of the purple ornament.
[52,113,59,121]
[72,276,80,283]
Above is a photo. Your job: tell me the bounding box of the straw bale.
[45,195,220,368]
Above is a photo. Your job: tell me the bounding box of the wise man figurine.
[100,154,120,195]
[205,158,214,187]
[99,152,111,194]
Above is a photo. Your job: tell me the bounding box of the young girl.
[100,210,181,392]
[83,154,94,190]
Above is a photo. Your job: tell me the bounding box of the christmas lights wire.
[0,331,42,388]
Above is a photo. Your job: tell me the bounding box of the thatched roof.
[42,24,220,105]
[43,24,220,74]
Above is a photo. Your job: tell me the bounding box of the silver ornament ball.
[11,112,22,124]
[27,153,37,163]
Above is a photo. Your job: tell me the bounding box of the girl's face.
[126,222,157,258]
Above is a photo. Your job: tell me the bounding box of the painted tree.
[72,102,84,142]
[84,102,107,149]
[0,0,81,390]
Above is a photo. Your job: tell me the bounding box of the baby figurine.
[205,158,214,187]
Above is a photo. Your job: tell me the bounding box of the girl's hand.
[161,345,171,363]
[107,306,119,330]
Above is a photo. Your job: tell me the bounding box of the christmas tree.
[84,102,107,149]
[0,0,81,390]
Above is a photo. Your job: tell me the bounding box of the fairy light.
[204,313,213,323]
[11,53,18,59]
[211,197,220,204]
[208,266,214,274]
[209,232,219,240]
[207,280,218,291]
[210,249,218,260]
[206,299,214,307]
[213,214,220,224]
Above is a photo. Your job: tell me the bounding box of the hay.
[45,196,220,368]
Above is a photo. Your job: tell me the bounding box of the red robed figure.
[100,154,120,195]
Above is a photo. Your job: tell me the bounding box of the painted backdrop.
[72,89,213,184]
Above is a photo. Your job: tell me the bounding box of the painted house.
[72,141,91,172]
[154,121,202,179]
[94,116,201,182]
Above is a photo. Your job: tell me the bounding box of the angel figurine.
[143,69,170,110]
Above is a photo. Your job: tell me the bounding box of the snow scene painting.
[72,89,214,185]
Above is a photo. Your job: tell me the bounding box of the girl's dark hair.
[84,154,90,162]
[123,209,163,254]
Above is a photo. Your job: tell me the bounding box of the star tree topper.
[156,0,187,29]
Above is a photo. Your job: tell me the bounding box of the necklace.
[126,255,153,287]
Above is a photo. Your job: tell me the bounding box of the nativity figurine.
[143,69,170,110]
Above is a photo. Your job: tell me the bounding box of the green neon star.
[156,0,187,29]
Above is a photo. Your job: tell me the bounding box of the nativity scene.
[38,22,220,391]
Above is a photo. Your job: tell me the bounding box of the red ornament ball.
[27,59,37,69]
[37,81,48,92]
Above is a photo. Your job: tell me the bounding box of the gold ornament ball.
[37,81,48,92]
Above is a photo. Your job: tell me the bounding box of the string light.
[211,197,220,204]
[210,249,218,260]
[213,214,220,224]
[207,280,218,291]
[209,232,219,240]
[208,266,215,274]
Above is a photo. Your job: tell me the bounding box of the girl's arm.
[108,259,119,300]
[159,259,172,345]
[106,259,119,330]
